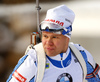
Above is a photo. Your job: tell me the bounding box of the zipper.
[60,53,64,68]
[61,57,64,68]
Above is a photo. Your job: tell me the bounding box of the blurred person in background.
[7,5,100,82]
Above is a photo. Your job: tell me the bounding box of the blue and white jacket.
[7,43,100,82]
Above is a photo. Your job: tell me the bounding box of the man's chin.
[46,52,57,57]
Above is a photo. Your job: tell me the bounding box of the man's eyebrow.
[53,34,62,36]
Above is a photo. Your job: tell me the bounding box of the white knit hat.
[40,5,75,38]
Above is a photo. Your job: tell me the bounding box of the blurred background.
[0,0,100,81]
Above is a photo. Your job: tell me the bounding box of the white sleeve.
[74,44,100,78]
[7,49,37,82]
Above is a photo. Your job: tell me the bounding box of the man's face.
[42,31,69,56]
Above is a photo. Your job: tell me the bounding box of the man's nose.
[46,38,53,45]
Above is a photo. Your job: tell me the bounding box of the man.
[7,5,100,82]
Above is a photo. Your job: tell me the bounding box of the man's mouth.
[46,47,55,51]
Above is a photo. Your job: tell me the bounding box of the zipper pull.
[61,57,63,60]
[60,53,63,60]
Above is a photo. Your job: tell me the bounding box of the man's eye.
[53,36,58,38]
[43,35,48,38]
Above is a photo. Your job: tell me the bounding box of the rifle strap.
[34,42,46,82]
[69,42,87,82]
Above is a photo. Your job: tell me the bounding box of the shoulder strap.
[34,42,46,82]
[69,42,87,82]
